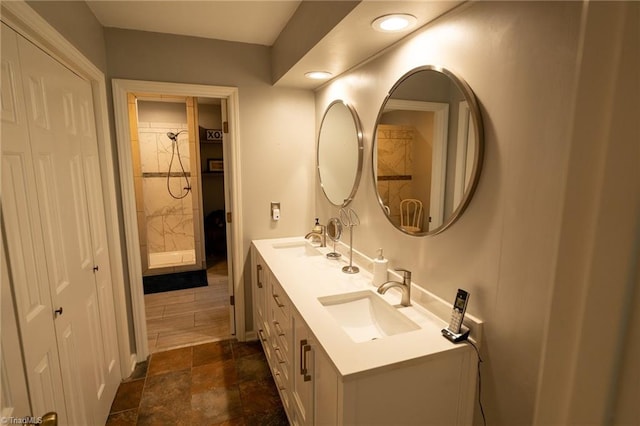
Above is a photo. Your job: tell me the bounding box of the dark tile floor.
[106,339,288,425]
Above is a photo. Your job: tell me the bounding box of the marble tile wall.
[137,122,195,256]
[376,124,415,226]
[138,122,191,174]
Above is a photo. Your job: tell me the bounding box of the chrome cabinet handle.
[300,339,312,382]
[274,371,286,391]
[272,320,284,336]
[274,346,285,364]
[54,307,63,317]
[272,294,285,308]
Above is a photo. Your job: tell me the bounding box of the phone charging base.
[441,326,470,343]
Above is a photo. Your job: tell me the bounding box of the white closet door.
[1,23,69,424]
[1,23,121,425]
[15,32,121,425]
[18,33,96,426]
[74,59,121,423]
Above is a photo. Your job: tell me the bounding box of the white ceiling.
[86,1,463,89]
[86,1,301,46]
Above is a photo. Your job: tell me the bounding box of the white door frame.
[383,99,449,230]
[0,1,133,376]
[453,100,475,207]
[112,79,245,362]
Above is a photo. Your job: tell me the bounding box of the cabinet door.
[252,249,267,331]
[291,308,339,426]
[313,344,338,425]
[291,308,314,425]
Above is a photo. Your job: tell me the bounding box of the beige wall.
[24,1,638,423]
[104,28,316,328]
[26,0,107,72]
[315,1,638,424]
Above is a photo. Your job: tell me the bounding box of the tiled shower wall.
[376,124,415,226]
[130,115,205,276]
[139,122,194,255]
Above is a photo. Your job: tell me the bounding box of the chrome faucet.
[305,222,326,247]
[378,268,412,307]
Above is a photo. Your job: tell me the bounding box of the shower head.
[166,131,185,141]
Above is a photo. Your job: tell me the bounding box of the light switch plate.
[271,202,280,220]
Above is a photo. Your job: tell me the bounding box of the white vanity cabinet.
[291,308,339,426]
[252,251,268,341]
[251,241,478,425]
[253,249,297,418]
[252,246,339,425]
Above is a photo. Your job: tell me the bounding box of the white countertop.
[253,236,477,380]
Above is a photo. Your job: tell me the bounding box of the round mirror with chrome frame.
[317,100,364,207]
[373,65,484,236]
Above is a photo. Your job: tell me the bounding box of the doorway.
[131,96,203,279]
[377,99,449,231]
[126,94,233,352]
[113,80,245,361]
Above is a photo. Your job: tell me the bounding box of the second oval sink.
[318,290,420,343]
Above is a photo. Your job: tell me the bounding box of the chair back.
[400,198,423,233]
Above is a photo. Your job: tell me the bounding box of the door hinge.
[230,295,235,306]
[223,121,229,133]
[226,212,232,223]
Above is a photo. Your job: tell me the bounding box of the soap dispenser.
[372,248,388,288]
[312,218,322,233]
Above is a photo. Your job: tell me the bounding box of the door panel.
[78,83,121,411]
[18,34,95,425]
[31,354,60,415]
[13,27,120,425]
[1,60,18,123]
[2,21,120,425]
[291,309,314,425]
[25,75,49,129]
[58,324,89,425]
[81,101,121,384]
[69,154,94,270]
[3,156,52,313]
[86,293,108,400]
[1,23,68,424]
[34,154,71,293]
[2,230,32,419]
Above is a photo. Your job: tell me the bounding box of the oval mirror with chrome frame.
[317,100,364,207]
[373,65,484,236]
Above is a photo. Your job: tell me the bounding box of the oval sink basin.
[272,240,322,258]
[318,290,420,343]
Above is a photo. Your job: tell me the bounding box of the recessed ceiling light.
[371,14,417,33]
[305,71,333,80]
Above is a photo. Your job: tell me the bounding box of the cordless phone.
[441,289,470,343]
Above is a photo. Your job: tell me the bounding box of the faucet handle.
[394,268,412,280]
